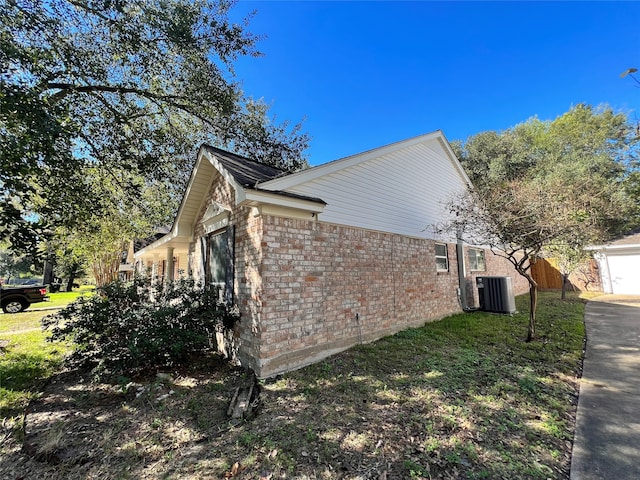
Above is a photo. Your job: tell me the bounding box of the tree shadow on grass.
[1,293,587,479]
[0,343,64,418]
[0,354,250,479]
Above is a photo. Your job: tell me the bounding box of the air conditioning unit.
[476,276,516,314]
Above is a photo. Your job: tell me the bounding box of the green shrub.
[42,276,240,378]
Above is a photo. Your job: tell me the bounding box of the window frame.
[206,228,228,288]
[205,225,235,303]
[435,243,449,272]
[468,248,486,272]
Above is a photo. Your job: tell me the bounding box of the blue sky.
[229,1,640,166]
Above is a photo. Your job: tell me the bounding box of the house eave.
[240,188,326,213]
[135,232,192,258]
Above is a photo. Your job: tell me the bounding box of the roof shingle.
[203,145,285,187]
[203,145,325,205]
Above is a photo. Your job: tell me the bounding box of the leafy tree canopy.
[0,243,38,282]
[453,104,639,242]
[1,0,310,254]
[447,104,639,340]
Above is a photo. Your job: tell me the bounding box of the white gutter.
[240,189,326,213]
[135,232,191,257]
[585,244,640,253]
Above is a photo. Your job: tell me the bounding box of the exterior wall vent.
[476,276,516,314]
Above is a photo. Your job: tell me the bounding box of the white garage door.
[607,254,640,295]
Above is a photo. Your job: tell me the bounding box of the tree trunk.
[66,272,76,292]
[561,273,568,300]
[527,283,538,342]
[92,250,121,287]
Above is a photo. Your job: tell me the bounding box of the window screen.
[208,230,228,286]
[469,248,486,271]
[435,243,449,271]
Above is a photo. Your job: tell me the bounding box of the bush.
[42,276,240,378]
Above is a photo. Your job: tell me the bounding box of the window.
[206,226,235,302]
[435,243,449,272]
[469,248,486,271]
[207,230,228,287]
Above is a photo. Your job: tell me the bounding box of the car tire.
[2,299,28,314]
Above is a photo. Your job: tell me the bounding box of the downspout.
[456,234,476,311]
[456,235,468,310]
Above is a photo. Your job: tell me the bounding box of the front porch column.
[165,247,175,286]
[188,242,195,278]
[152,253,159,285]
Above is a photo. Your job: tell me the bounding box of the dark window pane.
[208,230,229,285]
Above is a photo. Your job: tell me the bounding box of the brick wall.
[190,173,263,369]
[190,175,530,377]
[255,217,531,377]
[257,217,460,377]
[233,208,264,369]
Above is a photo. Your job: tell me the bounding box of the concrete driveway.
[570,295,640,480]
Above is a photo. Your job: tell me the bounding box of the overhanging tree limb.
[2,0,310,258]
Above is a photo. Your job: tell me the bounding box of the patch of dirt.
[0,355,252,479]
[1,357,445,479]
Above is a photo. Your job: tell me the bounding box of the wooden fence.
[531,257,602,292]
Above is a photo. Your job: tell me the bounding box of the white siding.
[274,139,468,239]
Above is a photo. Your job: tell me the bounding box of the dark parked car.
[0,285,49,313]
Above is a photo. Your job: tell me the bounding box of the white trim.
[468,248,486,272]
[435,243,449,272]
[134,233,191,257]
[137,232,177,254]
[170,147,214,238]
[203,211,230,235]
[259,204,320,221]
[135,146,325,260]
[586,244,640,252]
[241,189,325,213]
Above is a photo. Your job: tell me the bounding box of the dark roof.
[608,228,640,246]
[203,145,285,187]
[133,226,171,252]
[203,145,325,205]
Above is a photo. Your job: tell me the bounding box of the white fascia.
[585,244,640,253]
[135,234,172,258]
[239,188,325,214]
